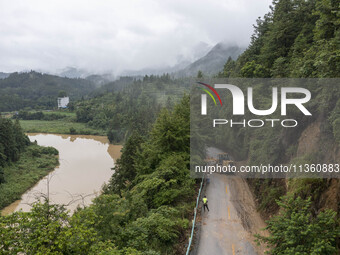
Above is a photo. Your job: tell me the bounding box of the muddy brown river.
[2,133,122,215]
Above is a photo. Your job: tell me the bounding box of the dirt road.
[196,173,268,255]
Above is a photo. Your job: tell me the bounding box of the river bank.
[0,144,59,212]
[2,133,122,215]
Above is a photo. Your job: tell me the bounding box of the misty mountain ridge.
[50,42,212,78]
[58,67,90,79]
[0,42,244,82]
[0,72,10,79]
[52,67,115,86]
[121,41,212,76]
[176,43,245,77]
[120,60,190,77]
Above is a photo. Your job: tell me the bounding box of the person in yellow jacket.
[203,195,209,212]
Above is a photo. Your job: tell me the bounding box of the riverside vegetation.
[0,117,59,210]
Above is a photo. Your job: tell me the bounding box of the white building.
[57,97,69,109]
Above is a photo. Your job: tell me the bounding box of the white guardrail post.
[185,174,204,255]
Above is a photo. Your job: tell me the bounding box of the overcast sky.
[0,0,271,75]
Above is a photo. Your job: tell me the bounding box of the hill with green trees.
[0,71,96,112]
[75,74,190,142]
[218,0,339,78]
[0,96,196,254]
[213,0,340,253]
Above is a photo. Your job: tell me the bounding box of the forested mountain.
[213,0,340,253]
[219,0,339,78]
[216,0,339,208]
[122,41,212,77]
[75,74,190,142]
[58,67,90,79]
[0,71,96,112]
[85,74,114,87]
[177,43,245,77]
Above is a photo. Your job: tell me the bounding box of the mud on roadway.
[195,148,269,255]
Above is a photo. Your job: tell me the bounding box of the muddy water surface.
[2,133,122,215]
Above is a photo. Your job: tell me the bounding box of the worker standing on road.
[203,195,209,212]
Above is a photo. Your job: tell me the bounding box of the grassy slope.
[0,145,59,210]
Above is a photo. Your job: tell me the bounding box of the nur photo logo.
[197,80,312,128]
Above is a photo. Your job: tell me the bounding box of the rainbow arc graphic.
[197,82,223,106]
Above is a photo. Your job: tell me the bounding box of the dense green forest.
[218,0,339,78]
[0,71,95,112]
[214,0,339,195]
[212,0,340,253]
[0,117,59,209]
[75,75,190,142]
[0,96,195,254]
